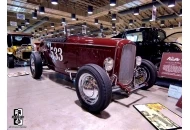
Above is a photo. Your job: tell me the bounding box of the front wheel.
[75,64,112,113]
[30,52,42,79]
[7,55,14,68]
[134,59,157,90]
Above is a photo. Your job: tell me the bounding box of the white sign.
[152,5,157,21]
[10,21,17,27]
[17,13,25,20]
[168,84,182,99]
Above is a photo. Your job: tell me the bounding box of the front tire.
[135,59,157,90]
[7,55,14,68]
[30,52,42,79]
[75,64,112,113]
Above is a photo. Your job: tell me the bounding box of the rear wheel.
[30,52,42,79]
[7,55,14,68]
[75,64,112,113]
[135,59,157,90]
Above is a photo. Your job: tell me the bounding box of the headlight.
[104,57,114,71]
[136,56,142,66]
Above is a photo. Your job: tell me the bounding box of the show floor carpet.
[7,67,182,130]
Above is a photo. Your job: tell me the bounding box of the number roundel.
[50,46,63,61]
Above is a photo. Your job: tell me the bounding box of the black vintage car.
[112,27,182,70]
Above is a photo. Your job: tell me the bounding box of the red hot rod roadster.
[30,35,157,113]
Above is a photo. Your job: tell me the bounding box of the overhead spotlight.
[51,23,54,27]
[129,19,133,25]
[110,0,116,6]
[82,22,87,27]
[149,18,153,21]
[95,19,98,25]
[15,28,19,32]
[39,28,42,32]
[113,28,116,33]
[32,9,37,19]
[21,22,25,28]
[169,24,173,29]
[179,9,182,16]
[39,6,45,14]
[71,13,76,20]
[51,0,58,5]
[62,18,66,24]
[25,19,30,25]
[112,14,116,21]
[44,26,47,30]
[18,25,22,31]
[88,5,93,14]
[112,23,116,28]
[134,7,139,15]
[71,28,74,31]
[168,0,175,8]
[161,20,165,26]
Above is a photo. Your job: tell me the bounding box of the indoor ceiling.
[7,0,182,38]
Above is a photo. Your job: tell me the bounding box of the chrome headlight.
[104,57,114,71]
[136,56,142,66]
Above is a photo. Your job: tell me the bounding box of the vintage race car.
[112,27,182,70]
[30,35,157,113]
[7,33,33,68]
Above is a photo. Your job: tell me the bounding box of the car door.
[44,40,66,73]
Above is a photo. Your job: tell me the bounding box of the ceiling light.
[15,28,19,32]
[18,25,22,31]
[39,6,45,14]
[179,9,182,16]
[82,22,87,27]
[25,19,30,24]
[129,19,133,25]
[51,0,58,5]
[125,26,128,30]
[21,23,25,28]
[71,28,74,31]
[169,25,173,29]
[57,30,59,34]
[112,23,116,28]
[95,19,98,24]
[62,18,66,24]
[44,26,47,30]
[32,9,37,19]
[149,19,153,21]
[51,23,54,27]
[161,20,165,26]
[134,7,139,15]
[168,0,175,7]
[112,14,116,21]
[88,5,93,14]
[113,28,116,33]
[39,28,42,32]
[71,13,76,20]
[110,0,116,6]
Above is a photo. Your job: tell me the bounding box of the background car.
[112,27,182,70]
[7,33,33,68]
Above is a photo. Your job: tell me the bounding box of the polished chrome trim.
[112,39,125,74]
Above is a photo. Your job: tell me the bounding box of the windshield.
[12,35,31,46]
[125,32,143,42]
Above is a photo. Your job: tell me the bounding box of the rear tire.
[75,64,112,113]
[7,55,14,68]
[135,59,157,90]
[30,52,42,79]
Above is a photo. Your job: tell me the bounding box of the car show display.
[7,33,33,68]
[6,0,183,129]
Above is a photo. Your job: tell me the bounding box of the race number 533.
[50,46,63,61]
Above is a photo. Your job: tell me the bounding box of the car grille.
[22,52,31,59]
[118,44,136,85]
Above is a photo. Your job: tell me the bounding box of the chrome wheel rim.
[78,73,99,105]
[30,58,35,72]
[135,66,149,85]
